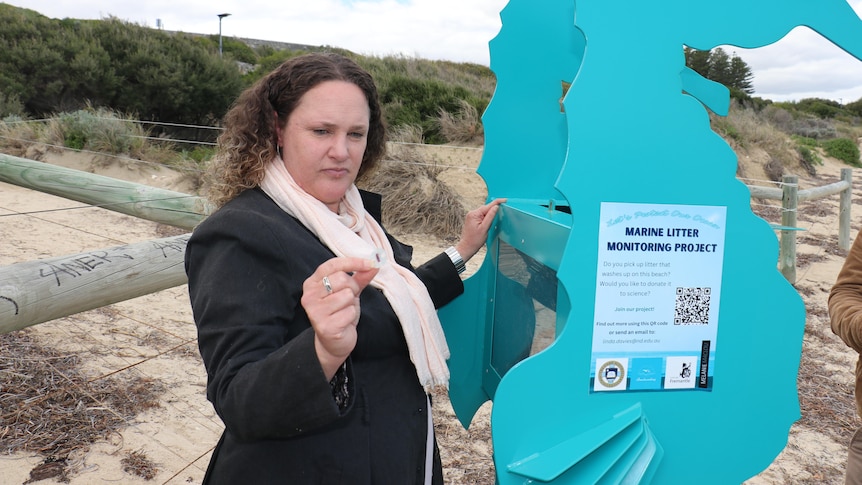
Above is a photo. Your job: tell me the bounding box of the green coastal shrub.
[52,106,145,154]
[823,137,860,166]
[376,75,483,144]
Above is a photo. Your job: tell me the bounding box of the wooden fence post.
[840,168,853,250]
[779,175,798,284]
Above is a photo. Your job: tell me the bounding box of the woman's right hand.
[301,257,380,380]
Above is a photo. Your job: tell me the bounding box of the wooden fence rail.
[747,168,854,284]
[0,234,189,333]
[0,154,207,333]
[0,155,854,331]
[0,154,210,230]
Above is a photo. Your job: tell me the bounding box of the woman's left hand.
[455,198,506,262]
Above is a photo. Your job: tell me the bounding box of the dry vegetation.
[361,150,467,241]
[0,332,164,482]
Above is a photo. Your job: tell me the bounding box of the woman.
[185,52,503,484]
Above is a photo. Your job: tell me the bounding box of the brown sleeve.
[828,228,862,353]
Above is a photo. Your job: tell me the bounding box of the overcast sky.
[7,0,862,103]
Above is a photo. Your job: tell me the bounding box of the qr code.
[674,287,711,325]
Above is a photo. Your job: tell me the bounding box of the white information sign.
[591,202,727,392]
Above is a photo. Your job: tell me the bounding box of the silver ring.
[322,275,333,294]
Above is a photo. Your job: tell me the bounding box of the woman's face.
[277,80,370,212]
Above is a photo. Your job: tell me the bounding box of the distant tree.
[846,98,862,117]
[685,48,711,78]
[91,18,243,124]
[728,55,754,94]
[684,47,755,96]
[0,5,76,113]
[705,48,732,86]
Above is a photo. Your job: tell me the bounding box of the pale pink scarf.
[260,157,450,390]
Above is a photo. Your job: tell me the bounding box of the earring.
[277,145,283,159]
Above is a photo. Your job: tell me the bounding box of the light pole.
[218,13,231,57]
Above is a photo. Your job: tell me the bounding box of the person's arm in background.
[829,229,862,353]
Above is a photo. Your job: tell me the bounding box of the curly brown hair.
[205,53,387,208]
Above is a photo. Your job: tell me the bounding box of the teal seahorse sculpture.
[439,0,862,483]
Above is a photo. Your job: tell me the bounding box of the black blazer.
[185,187,463,484]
